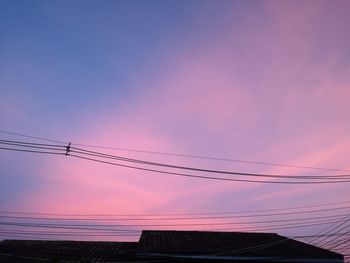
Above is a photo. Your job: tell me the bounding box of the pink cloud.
[4,1,350,244]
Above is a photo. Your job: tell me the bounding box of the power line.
[0,209,349,221]
[0,230,139,237]
[70,146,350,180]
[70,154,350,184]
[0,130,66,144]
[317,222,350,247]
[1,201,348,217]
[212,237,289,256]
[327,234,350,250]
[0,142,350,184]
[1,219,348,244]
[291,233,350,238]
[1,129,349,172]
[0,139,65,149]
[0,222,140,232]
[203,220,349,232]
[0,139,65,155]
[0,147,64,156]
[63,145,350,173]
[311,215,350,245]
[0,215,346,229]
[4,230,347,240]
[2,138,350,184]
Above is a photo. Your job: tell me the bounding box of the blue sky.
[1,1,350,254]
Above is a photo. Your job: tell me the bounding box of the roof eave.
[139,253,344,263]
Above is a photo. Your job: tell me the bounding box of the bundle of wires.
[1,138,350,184]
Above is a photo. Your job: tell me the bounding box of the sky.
[0,0,350,254]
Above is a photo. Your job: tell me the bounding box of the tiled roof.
[139,230,343,260]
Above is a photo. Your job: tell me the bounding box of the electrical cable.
[0,139,65,149]
[0,222,140,232]
[0,231,139,237]
[327,235,350,250]
[1,129,349,172]
[70,154,350,184]
[4,138,350,181]
[0,210,348,221]
[70,147,350,180]
[312,216,350,245]
[1,201,348,217]
[0,216,345,229]
[212,238,289,256]
[2,138,350,184]
[317,224,350,247]
[0,147,65,155]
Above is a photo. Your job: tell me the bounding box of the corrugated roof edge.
[139,253,344,263]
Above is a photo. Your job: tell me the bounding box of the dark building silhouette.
[0,230,344,262]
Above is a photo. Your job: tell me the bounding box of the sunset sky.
[0,0,350,253]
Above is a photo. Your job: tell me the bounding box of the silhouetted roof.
[139,230,344,262]
[0,230,344,262]
[0,239,139,262]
